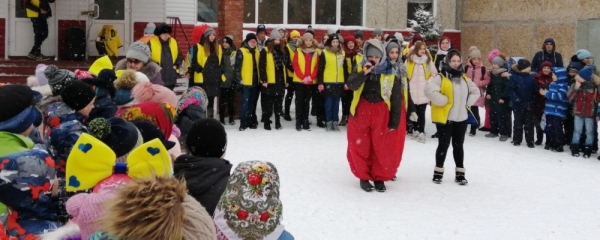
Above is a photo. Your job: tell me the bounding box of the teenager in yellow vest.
[219,35,237,125]
[24,0,54,60]
[234,33,260,131]
[424,49,480,185]
[291,33,320,131]
[188,28,222,118]
[405,41,438,143]
[345,39,403,193]
[148,23,183,90]
[317,34,347,132]
[340,36,363,126]
[259,31,291,131]
[284,30,301,121]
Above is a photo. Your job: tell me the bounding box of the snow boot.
[392,175,397,181]
[302,120,311,131]
[317,120,326,128]
[332,122,340,132]
[325,121,333,132]
[478,127,490,132]
[283,114,292,121]
[527,143,535,148]
[455,168,468,185]
[583,146,592,158]
[571,144,580,157]
[264,122,271,131]
[535,139,543,146]
[219,118,226,125]
[229,118,236,125]
[374,181,386,192]
[485,133,498,138]
[431,132,438,138]
[339,115,348,126]
[207,109,214,119]
[275,119,282,130]
[554,145,564,152]
[360,180,373,192]
[499,135,509,142]
[432,167,444,184]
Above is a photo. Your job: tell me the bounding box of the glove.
[409,112,418,122]
[318,84,325,92]
[303,76,313,84]
[344,84,349,91]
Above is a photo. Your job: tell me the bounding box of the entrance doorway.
[8,0,57,57]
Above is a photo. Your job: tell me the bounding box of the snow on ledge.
[196,22,461,32]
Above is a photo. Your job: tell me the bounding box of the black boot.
[571,144,580,157]
[535,139,543,146]
[432,167,444,184]
[302,120,311,131]
[220,117,226,125]
[583,146,592,158]
[264,122,271,131]
[275,118,282,130]
[283,114,292,121]
[207,109,214,119]
[296,120,302,131]
[373,181,386,192]
[317,120,326,128]
[229,117,236,125]
[359,180,373,192]
[455,168,468,185]
[339,115,348,126]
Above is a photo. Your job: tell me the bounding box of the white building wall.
[166,0,196,24]
[0,0,7,19]
[55,0,89,20]
[132,0,166,23]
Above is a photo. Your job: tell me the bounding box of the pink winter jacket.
[406,58,438,105]
[465,62,490,107]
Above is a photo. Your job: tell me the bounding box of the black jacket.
[175,105,205,147]
[347,72,402,129]
[174,155,232,216]
[25,0,54,18]
[81,78,117,120]
[259,44,290,95]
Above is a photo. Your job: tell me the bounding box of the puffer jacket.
[425,73,480,122]
[406,56,437,105]
[465,62,490,107]
[569,81,599,118]
[81,78,117,120]
[509,65,536,111]
[534,72,554,117]
[543,78,569,118]
[115,59,164,85]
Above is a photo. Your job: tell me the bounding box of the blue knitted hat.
[578,66,594,81]
[552,67,567,81]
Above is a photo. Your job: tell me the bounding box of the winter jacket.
[234,45,260,87]
[0,148,59,239]
[406,56,437,105]
[81,78,117,120]
[425,73,480,124]
[174,155,232,216]
[465,62,490,107]
[175,105,205,149]
[568,81,599,118]
[190,43,223,97]
[148,38,183,87]
[534,72,554,118]
[222,47,236,89]
[509,66,536,111]
[0,131,34,156]
[317,47,348,97]
[531,39,564,72]
[346,70,402,129]
[543,79,570,118]
[260,44,291,95]
[115,59,164,85]
[43,102,88,177]
[487,69,511,112]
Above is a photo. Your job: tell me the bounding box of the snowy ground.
[221,106,600,240]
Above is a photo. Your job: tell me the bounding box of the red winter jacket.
[534,73,554,117]
[567,81,598,118]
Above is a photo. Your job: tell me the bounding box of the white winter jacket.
[406,55,437,105]
[425,74,480,122]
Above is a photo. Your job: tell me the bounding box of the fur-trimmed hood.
[511,63,531,75]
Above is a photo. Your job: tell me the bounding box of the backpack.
[65,27,86,61]
[464,65,486,81]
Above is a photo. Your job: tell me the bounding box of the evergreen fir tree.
[408,4,443,54]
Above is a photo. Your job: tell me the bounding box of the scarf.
[214,161,285,240]
[301,45,316,54]
[410,54,429,65]
[390,60,408,79]
[118,101,175,138]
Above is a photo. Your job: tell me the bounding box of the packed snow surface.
[222,107,600,239]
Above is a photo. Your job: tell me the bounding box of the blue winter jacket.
[509,68,537,111]
[544,79,570,118]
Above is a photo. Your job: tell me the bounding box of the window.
[315,0,336,25]
[95,0,125,20]
[288,0,311,24]
[259,0,283,24]
[407,0,433,28]
[341,0,363,26]
[244,0,255,23]
[197,0,218,22]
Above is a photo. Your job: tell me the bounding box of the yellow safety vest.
[350,73,395,116]
[286,44,295,78]
[26,0,40,18]
[149,36,179,71]
[430,74,470,124]
[406,60,432,81]
[192,43,224,83]
[322,49,345,83]
[293,49,319,83]
[240,47,259,86]
[345,54,364,74]
[263,47,277,84]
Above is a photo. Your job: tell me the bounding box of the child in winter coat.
[79,69,118,120]
[214,161,294,240]
[567,66,600,158]
[465,46,490,136]
[540,67,569,152]
[175,118,233,217]
[292,33,320,131]
[176,86,208,153]
[563,61,585,146]
[235,33,261,131]
[90,176,216,240]
[113,69,150,109]
[405,41,437,143]
[534,61,555,146]
[220,35,237,125]
[485,56,511,141]
[317,34,347,132]
[260,31,292,131]
[509,59,537,148]
[0,85,59,239]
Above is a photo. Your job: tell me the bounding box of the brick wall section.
[0,18,5,59]
[218,0,243,47]
[57,20,86,60]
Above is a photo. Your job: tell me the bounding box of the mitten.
[409,112,418,122]
[318,84,325,92]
